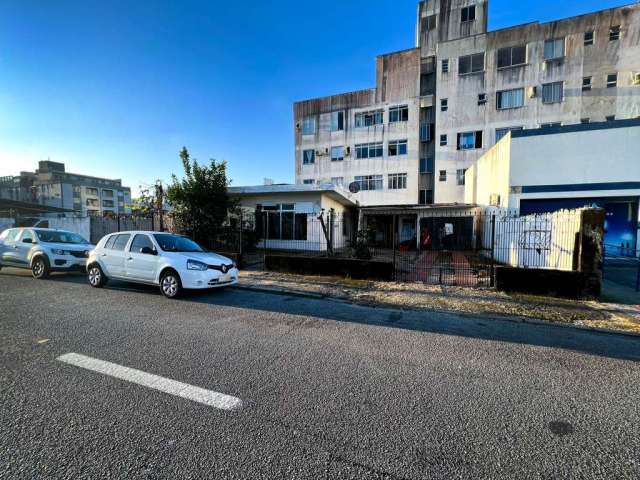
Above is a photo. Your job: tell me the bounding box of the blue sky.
[0,0,632,196]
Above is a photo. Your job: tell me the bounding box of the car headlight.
[187,259,208,271]
[51,249,69,255]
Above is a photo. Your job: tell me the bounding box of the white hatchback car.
[86,231,238,298]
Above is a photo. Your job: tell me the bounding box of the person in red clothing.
[420,226,432,250]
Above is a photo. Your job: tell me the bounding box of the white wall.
[42,217,92,243]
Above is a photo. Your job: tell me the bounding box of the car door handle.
[101,253,107,257]
[127,257,133,261]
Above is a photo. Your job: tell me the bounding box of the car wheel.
[31,256,50,279]
[87,264,107,288]
[160,270,182,299]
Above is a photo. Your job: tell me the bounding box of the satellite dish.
[348,182,360,194]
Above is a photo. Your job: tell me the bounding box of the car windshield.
[35,229,89,245]
[153,234,204,253]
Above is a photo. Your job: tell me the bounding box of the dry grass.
[239,271,640,334]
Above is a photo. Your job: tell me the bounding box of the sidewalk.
[238,270,640,334]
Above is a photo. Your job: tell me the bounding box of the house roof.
[228,184,356,206]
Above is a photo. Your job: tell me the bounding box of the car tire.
[31,256,50,279]
[87,264,107,288]
[159,270,182,299]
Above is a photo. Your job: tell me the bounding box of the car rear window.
[104,235,117,250]
[112,234,131,251]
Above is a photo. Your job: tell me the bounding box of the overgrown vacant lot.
[240,271,640,334]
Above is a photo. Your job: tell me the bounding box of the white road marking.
[56,353,242,411]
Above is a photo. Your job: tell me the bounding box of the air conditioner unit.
[527,86,537,98]
[633,73,640,86]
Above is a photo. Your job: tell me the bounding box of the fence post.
[490,214,496,287]
[238,210,244,263]
[263,211,268,266]
[392,214,397,281]
[117,213,121,232]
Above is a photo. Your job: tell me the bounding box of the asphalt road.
[1,268,640,479]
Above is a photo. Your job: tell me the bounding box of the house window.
[422,14,436,32]
[331,111,344,132]
[496,88,524,109]
[331,177,344,187]
[581,118,590,124]
[102,189,114,198]
[355,110,384,127]
[495,126,523,143]
[456,169,466,186]
[388,173,407,190]
[609,25,620,41]
[457,131,483,150]
[302,179,315,185]
[478,93,487,105]
[607,73,618,88]
[584,31,594,46]
[461,5,475,22]
[442,59,449,73]
[439,134,447,146]
[543,38,565,60]
[388,140,408,156]
[331,146,344,162]
[497,45,527,69]
[302,149,315,164]
[86,187,98,196]
[419,189,433,204]
[540,122,561,129]
[420,123,431,142]
[542,82,564,103]
[86,198,99,207]
[355,142,383,159]
[302,116,316,135]
[582,77,592,91]
[606,115,616,122]
[420,157,434,174]
[354,175,383,191]
[389,105,409,123]
[459,53,484,75]
[103,199,114,208]
[262,204,307,241]
[439,170,447,182]
[440,98,448,112]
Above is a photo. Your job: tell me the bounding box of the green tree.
[166,147,234,245]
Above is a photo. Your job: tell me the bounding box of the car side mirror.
[22,238,32,244]
[140,246,156,255]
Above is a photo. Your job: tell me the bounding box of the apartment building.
[0,160,132,216]
[294,0,640,206]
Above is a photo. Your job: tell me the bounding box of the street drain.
[548,421,574,436]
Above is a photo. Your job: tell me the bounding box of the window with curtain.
[496,88,524,109]
[542,82,563,103]
[543,38,565,60]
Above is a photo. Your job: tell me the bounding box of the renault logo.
[221,265,228,274]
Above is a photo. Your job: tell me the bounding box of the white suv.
[86,231,238,298]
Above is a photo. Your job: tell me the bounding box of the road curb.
[234,283,640,339]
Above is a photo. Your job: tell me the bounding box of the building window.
[542,82,563,104]
[355,142,383,159]
[497,45,527,69]
[331,146,344,162]
[456,169,466,186]
[457,131,483,150]
[442,59,449,73]
[584,31,594,46]
[388,140,408,156]
[419,189,433,204]
[102,189,114,198]
[580,118,590,124]
[478,93,487,105]
[388,173,407,190]
[582,77,592,91]
[302,116,316,135]
[440,98,448,112]
[420,157,434,174]
[458,52,484,75]
[355,110,384,127]
[86,187,98,196]
[495,126,523,143]
[607,73,618,88]
[540,122,561,129]
[262,204,308,241]
[439,170,447,182]
[606,115,616,122]
[609,25,620,41]
[496,88,524,109]
[103,200,114,208]
[331,111,344,132]
[331,177,344,187]
[439,134,447,146]
[86,198,99,207]
[302,179,315,185]
[302,149,315,165]
[422,14,436,32]
[389,105,409,123]
[461,5,475,22]
[354,175,383,191]
[420,123,431,142]
[543,38,565,60]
